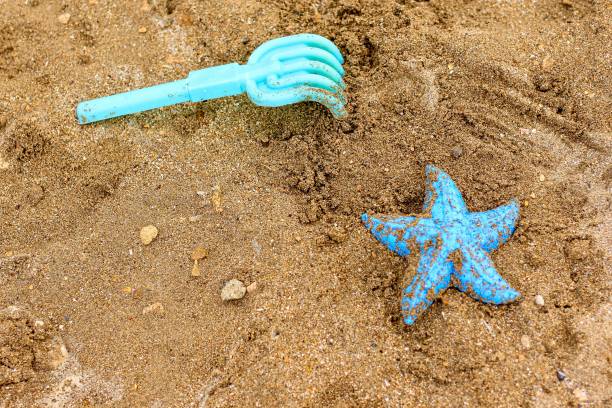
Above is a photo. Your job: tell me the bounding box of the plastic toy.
[76,34,346,124]
[362,165,521,325]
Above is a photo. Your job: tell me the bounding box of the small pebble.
[58,13,71,24]
[327,226,347,243]
[246,282,257,293]
[140,225,158,245]
[191,261,201,277]
[142,302,164,315]
[542,55,554,71]
[521,334,531,349]
[211,185,223,213]
[221,279,246,301]
[451,146,463,159]
[573,388,588,402]
[138,27,147,33]
[189,215,203,222]
[191,245,208,261]
[539,174,546,182]
[534,294,545,306]
[556,370,566,381]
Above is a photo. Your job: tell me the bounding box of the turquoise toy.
[363,166,521,325]
[76,34,347,124]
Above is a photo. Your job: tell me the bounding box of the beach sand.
[0,0,610,406]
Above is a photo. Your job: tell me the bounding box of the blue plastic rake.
[76,34,347,124]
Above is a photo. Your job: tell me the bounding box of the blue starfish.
[362,165,521,325]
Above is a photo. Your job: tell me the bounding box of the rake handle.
[76,63,253,124]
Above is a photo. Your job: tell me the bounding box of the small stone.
[58,13,71,24]
[211,185,223,213]
[536,79,552,92]
[534,294,545,306]
[189,215,203,222]
[538,174,546,182]
[47,337,69,369]
[542,55,554,71]
[165,54,184,64]
[246,282,257,293]
[34,320,44,327]
[556,370,567,381]
[191,261,201,277]
[565,239,591,261]
[122,286,132,294]
[142,302,164,315]
[140,225,158,245]
[451,146,463,159]
[521,335,531,349]
[327,226,347,243]
[221,279,246,301]
[138,27,147,33]
[35,337,68,370]
[191,245,208,261]
[0,156,9,170]
[573,388,588,402]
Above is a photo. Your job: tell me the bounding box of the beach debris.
[362,165,521,325]
[534,294,545,306]
[140,225,158,245]
[76,34,347,124]
[138,27,147,34]
[221,279,246,301]
[556,370,567,381]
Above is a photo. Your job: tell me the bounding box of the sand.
[0,0,610,406]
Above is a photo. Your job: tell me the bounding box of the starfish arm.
[468,200,519,252]
[401,243,452,325]
[452,245,520,304]
[423,165,468,220]
[362,214,438,257]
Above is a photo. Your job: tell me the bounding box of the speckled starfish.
[362,165,521,325]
